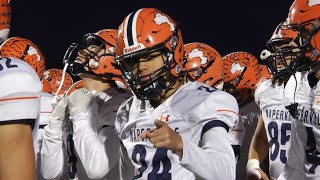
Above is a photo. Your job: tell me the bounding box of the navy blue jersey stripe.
[201,120,229,139]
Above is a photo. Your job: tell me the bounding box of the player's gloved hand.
[68,89,93,115]
[50,94,64,109]
[50,97,69,121]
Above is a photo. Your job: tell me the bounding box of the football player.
[278,0,320,179]
[222,51,262,179]
[0,36,44,180]
[248,19,312,180]
[115,8,238,180]
[41,29,131,179]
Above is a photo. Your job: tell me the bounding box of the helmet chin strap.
[51,63,70,107]
[55,62,69,97]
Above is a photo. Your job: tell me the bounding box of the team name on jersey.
[129,127,180,142]
[265,107,320,126]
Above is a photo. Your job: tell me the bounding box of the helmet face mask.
[265,43,303,77]
[117,47,178,100]
[64,30,123,82]
[262,21,310,79]
[286,0,320,69]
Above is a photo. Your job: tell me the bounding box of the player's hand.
[247,168,269,180]
[50,94,64,109]
[139,118,184,158]
[51,97,68,121]
[68,89,93,115]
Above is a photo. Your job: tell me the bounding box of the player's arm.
[72,122,120,179]
[0,122,35,180]
[40,98,68,179]
[174,91,239,179]
[247,114,269,180]
[140,91,239,179]
[0,67,43,180]
[182,125,237,180]
[68,89,120,179]
[140,119,237,180]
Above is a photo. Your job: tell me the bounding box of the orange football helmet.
[42,78,53,94]
[65,80,85,96]
[115,8,184,100]
[0,37,45,78]
[261,21,301,78]
[64,29,123,82]
[184,42,224,89]
[43,68,74,95]
[287,0,320,67]
[0,0,10,43]
[223,51,261,106]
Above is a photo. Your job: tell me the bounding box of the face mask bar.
[115,30,182,100]
[289,19,320,69]
[263,35,308,79]
[63,33,116,78]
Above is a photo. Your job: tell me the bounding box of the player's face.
[274,43,296,70]
[132,51,165,82]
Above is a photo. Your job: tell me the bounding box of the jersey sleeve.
[39,92,54,125]
[202,90,239,129]
[175,126,236,179]
[254,78,271,108]
[40,118,68,179]
[0,59,42,122]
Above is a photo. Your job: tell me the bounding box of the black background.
[9,0,293,70]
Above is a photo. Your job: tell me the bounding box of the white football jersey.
[0,58,41,137]
[280,76,320,180]
[35,92,54,180]
[41,87,131,180]
[39,92,53,126]
[116,81,239,180]
[255,72,312,180]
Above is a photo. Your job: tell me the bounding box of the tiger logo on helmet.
[184,42,224,89]
[43,68,73,95]
[0,0,10,43]
[287,0,320,68]
[115,8,184,100]
[0,37,45,78]
[223,51,261,106]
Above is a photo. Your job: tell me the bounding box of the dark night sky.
[9,0,293,70]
